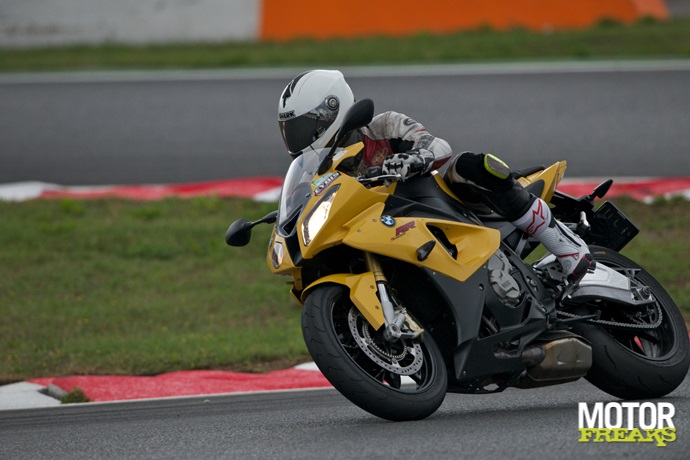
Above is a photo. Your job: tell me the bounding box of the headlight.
[301,185,339,246]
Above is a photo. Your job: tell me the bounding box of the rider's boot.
[511,197,596,285]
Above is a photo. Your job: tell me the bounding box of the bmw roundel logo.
[380,215,396,227]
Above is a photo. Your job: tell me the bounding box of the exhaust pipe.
[513,337,592,389]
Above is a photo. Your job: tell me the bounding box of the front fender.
[300,272,385,330]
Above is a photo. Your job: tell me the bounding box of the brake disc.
[347,307,423,376]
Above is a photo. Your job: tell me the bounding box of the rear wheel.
[302,284,447,421]
[568,246,690,399]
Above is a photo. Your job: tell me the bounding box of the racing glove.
[381,150,428,181]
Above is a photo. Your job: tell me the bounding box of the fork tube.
[364,252,396,325]
[364,252,386,283]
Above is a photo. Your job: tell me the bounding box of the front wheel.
[302,284,447,421]
[569,246,690,400]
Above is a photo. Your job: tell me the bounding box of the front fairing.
[267,141,502,285]
[275,148,330,239]
[267,148,326,278]
[268,143,380,276]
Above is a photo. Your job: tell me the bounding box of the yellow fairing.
[300,272,385,330]
[432,171,462,201]
[299,163,394,260]
[517,161,567,202]
[267,230,296,276]
[344,202,500,282]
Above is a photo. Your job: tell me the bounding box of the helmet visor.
[279,97,339,155]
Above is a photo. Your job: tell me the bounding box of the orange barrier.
[260,0,668,41]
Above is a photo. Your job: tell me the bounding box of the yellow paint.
[300,272,385,330]
[518,161,568,202]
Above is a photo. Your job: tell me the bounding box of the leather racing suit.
[350,111,452,174]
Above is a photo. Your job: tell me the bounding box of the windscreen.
[276,148,330,237]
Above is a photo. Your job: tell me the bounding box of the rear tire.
[569,246,690,399]
[302,284,447,421]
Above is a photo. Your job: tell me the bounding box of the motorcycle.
[226,99,689,421]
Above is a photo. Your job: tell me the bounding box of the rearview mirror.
[225,210,278,247]
[336,98,375,145]
[225,219,254,247]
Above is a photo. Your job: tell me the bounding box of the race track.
[1,61,689,185]
[1,377,688,459]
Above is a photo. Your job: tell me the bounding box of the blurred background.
[1,0,689,185]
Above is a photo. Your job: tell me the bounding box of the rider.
[278,69,452,176]
[445,152,595,284]
[277,69,594,285]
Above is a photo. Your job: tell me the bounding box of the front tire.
[569,246,690,399]
[302,284,447,421]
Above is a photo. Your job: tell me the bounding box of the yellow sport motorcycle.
[226,99,689,421]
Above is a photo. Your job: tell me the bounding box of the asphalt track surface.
[1,377,689,459]
[1,60,690,186]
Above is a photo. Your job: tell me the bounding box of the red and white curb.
[0,382,62,410]
[557,177,690,203]
[1,177,689,203]
[0,363,329,411]
[0,178,284,203]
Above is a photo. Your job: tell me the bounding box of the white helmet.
[278,70,355,158]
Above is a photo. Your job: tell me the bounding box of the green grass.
[1,17,689,73]
[0,196,688,383]
[60,387,90,404]
[0,197,308,383]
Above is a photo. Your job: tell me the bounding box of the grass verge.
[0,197,306,383]
[0,196,688,383]
[1,18,689,73]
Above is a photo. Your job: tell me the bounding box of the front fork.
[364,252,422,342]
